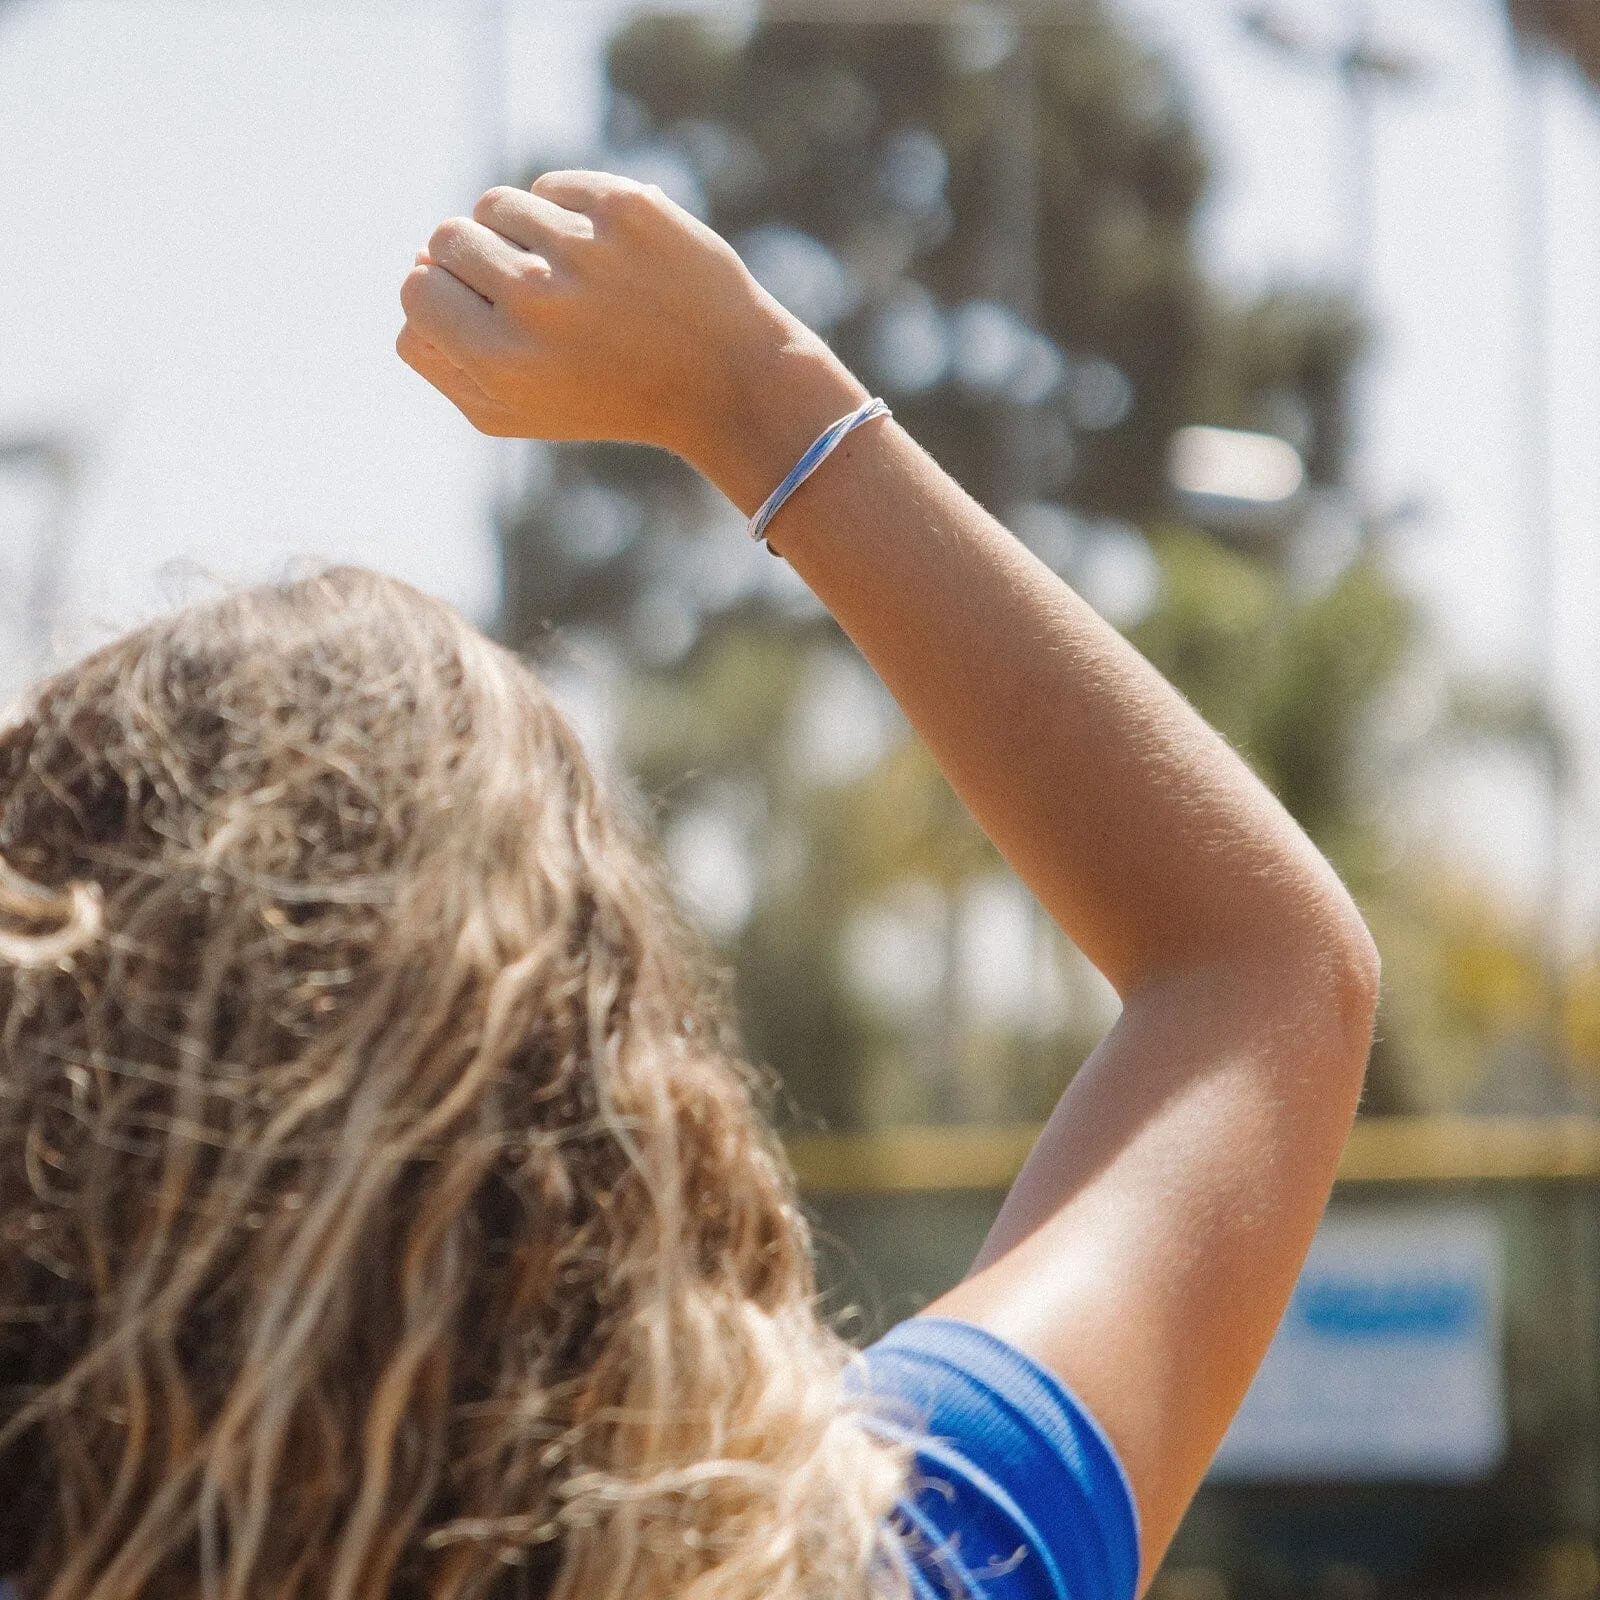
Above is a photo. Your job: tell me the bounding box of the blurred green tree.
[496,1,1541,1129]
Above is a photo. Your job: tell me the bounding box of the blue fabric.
[859,1318,1140,1600]
[0,1320,1138,1600]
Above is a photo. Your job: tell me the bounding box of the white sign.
[1209,1205,1506,1483]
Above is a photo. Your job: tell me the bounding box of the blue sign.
[1209,1205,1506,1483]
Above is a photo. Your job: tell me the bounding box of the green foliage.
[1129,533,1414,873]
[497,1,1550,1128]
[602,4,1315,521]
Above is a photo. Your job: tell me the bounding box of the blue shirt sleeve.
[858,1317,1141,1600]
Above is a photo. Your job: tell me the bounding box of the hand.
[397,172,865,511]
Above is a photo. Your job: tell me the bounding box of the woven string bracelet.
[747,397,892,549]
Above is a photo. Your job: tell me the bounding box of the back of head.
[0,569,903,1600]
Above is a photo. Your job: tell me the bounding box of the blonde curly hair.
[0,568,908,1600]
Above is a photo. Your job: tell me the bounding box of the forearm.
[690,358,1370,1003]
[731,394,1379,1575]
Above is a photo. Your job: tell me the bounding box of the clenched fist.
[397,171,866,515]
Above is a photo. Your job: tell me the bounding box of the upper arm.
[922,937,1376,1593]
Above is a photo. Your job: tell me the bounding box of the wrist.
[674,313,869,517]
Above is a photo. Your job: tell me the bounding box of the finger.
[395,325,516,434]
[395,322,477,397]
[423,215,541,305]
[399,260,500,355]
[529,168,649,220]
[474,185,595,255]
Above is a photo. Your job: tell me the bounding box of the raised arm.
[397,173,1379,1590]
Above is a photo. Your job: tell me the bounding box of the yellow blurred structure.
[788,1114,1600,1193]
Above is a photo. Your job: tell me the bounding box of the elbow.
[1321,897,1381,1084]
[1247,873,1379,1088]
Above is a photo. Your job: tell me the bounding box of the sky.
[1,0,1597,931]
[1114,0,1600,934]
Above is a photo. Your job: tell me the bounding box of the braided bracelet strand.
[747,397,892,549]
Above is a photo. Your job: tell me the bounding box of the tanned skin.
[396,172,1380,1593]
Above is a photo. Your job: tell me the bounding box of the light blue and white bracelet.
[747,397,892,548]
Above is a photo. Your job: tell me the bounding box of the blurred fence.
[795,1116,1600,1598]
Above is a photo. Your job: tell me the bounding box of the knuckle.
[528,172,571,206]
[397,324,438,371]
[610,181,670,233]
[580,176,641,222]
[578,186,619,222]
[474,185,517,226]
[532,166,585,193]
[611,179,652,214]
[513,254,553,291]
[428,216,471,259]
[398,266,428,318]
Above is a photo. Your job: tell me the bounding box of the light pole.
[1510,31,1563,951]
[986,10,1042,510]
[1240,3,1431,292]
[1238,6,1431,546]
